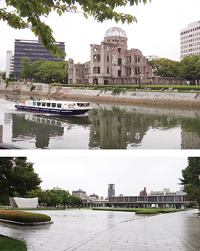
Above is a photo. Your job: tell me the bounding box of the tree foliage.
[0,157,42,197]
[179,56,200,82]
[0,0,150,58]
[147,56,200,84]
[147,58,180,77]
[180,157,200,209]
[20,56,32,81]
[26,189,82,207]
[20,58,68,83]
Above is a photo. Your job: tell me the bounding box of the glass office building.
[13,37,65,78]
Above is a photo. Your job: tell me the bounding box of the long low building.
[109,195,188,209]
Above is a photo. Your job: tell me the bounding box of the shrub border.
[0,218,54,226]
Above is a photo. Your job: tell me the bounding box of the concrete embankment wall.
[1,82,200,107]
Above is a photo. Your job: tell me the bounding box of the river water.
[0,93,200,149]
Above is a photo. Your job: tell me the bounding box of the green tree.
[35,60,67,83]
[0,72,6,80]
[179,56,200,85]
[29,60,45,81]
[68,195,82,207]
[20,56,32,82]
[147,58,180,77]
[0,0,150,58]
[50,190,63,206]
[180,157,200,209]
[58,61,68,83]
[0,157,42,197]
[26,189,71,206]
[9,72,13,79]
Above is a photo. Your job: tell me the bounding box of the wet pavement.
[0,209,199,251]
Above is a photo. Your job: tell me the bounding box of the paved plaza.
[0,209,199,251]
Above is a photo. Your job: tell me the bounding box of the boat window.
[33,101,36,106]
[52,103,56,108]
[37,102,41,106]
[42,102,46,107]
[57,103,62,108]
[47,103,51,107]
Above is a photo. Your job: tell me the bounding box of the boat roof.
[22,100,89,104]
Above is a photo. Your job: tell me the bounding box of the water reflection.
[12,113,91,149]
[1,95,200,149]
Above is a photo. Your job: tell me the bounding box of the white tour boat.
[15,100,92,115]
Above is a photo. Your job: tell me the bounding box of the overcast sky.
[1,0,200,70]
[2,150,189,199]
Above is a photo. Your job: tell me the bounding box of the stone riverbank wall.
[1,82,200,107]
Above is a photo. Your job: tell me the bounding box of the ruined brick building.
[68,27,152,85]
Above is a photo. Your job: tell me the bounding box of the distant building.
[139,187,147,196]
[68,27,152,85]
[52,186,62,190]
[145,55,162,61]
[89,193,99,200]
[72,189,87,199]
[13,37,65,78]
[180,21,200,59]
[108,184,115,197]
[6,50,14,78]
[176,187,187,196]
[149,188,176,196]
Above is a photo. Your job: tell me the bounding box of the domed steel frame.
[104,27,127,38]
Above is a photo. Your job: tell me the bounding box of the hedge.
[92,208,185,214]
[0,210,51,223]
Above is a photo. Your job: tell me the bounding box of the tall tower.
[108,184,115,197]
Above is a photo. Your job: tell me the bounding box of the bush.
[92,208,185,214]
[135,209,158,214]
[156,209,184,213]
[0,210,51,223]
[92,208,142,212]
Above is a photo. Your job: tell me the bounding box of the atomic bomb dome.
[104,27,127,38]
[68,27,153,86]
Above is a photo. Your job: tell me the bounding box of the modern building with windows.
[6,50,14,78]
[68,27,152,85]
[180,21,200,59]
[13,36,65,78]
[108,184,115,197]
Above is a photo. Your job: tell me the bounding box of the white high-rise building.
[180,21,200,60]
[6,50,14,78]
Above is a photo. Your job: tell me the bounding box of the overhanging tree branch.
[1,0,151,57]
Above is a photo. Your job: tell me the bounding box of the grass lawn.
[0,235,27,251]
[92,208,185,214]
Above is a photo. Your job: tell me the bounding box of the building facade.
[6,50,14,78]
[68,27,152,85]
[108,184,115,197]
[180,21,200,59]
[13,37,65,78]
[109,194,187,209]
[139,187,147,196]
[72,189,87,199]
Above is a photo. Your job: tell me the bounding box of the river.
[0,93,200,149]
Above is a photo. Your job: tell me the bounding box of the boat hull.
[15,105,90,115]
